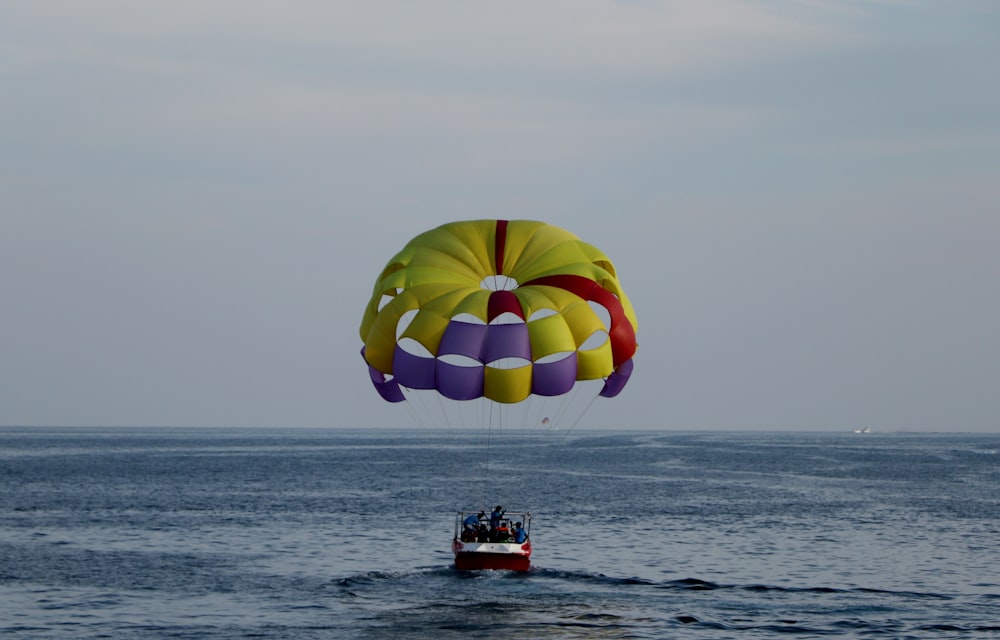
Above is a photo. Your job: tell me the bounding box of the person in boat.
[489,506,505,530]
[512,521,527,544]
[476,522,489,542]
[461,517,476,542]
[462,512,485,541]
[492,519,511,542]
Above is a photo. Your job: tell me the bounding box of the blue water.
[1,427,998,638]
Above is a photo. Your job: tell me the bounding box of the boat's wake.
[332,566,1000,638]
[336,564,962,600]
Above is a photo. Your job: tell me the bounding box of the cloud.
[3,1,843,173]
[6,1,841,69]
[0,1,875,168]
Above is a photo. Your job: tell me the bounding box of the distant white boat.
[853,427,872,434]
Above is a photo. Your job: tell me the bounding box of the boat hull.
[452,539,531,572]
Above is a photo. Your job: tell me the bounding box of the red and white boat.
[452,509,532,572]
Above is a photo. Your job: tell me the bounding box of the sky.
[2,1,998,432]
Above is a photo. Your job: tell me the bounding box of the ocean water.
[1,427,998,639]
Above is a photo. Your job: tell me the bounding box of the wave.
[335,565,955,601]
[329,565,998,639]
[513,568,960,602]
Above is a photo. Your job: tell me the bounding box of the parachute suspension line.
[518,394,533,437]
[459,398,476,433]
[434,392,452,429]
[483,399,497,506]
[544,396,559,432]
[545,396,558,433]
[400,387,425,428]
[473,395,488,503]
[524,394,550,436]
[534,396,547,435]
[480,401,488,432]
[411,389,437,428]
[549,385,578,430]
[563,383,603,436]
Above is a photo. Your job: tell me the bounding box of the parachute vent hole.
[489,311,524,325]
[480,275,519,291]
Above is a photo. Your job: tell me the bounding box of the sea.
[1,427,998,639]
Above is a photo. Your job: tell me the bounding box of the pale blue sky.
[2,1,998,431]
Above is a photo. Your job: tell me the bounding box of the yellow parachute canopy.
[361,220,637,406]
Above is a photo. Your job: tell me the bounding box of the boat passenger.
[462,513,482,541]
[490,506,505,530]
[493,520,510,542]
[513,522,527,544]
[476,523,489,542]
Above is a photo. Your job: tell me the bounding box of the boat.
[452,509,532,571]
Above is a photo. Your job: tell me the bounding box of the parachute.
[360,219,637,430]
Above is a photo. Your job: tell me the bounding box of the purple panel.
[438,321,488,361]
[483,323,531,363]
[362,349,406,402]
[599,358,634,398]
[436,361,485,400]
[393,346,437,389]
[369,367,406,402]
[531,355,577,397]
